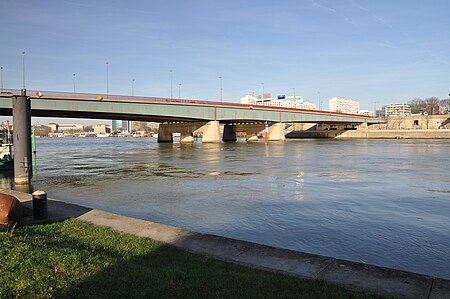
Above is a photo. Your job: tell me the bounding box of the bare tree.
[408,98,427,114]
[425,96,441,115]
[440,98,450,114]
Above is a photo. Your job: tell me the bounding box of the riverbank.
[2,219,375,298]
[3,190,450,298]
[286,129,450,139]
[337,129,450,139]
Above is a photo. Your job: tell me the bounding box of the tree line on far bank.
[408,97,450,115]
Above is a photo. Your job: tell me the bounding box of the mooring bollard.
[32,190,47,220]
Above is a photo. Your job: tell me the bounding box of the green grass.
[0,219,384,298]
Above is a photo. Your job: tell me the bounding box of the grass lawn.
[0,219,384,298]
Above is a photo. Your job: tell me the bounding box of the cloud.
[309,0,356,26]
[351,2,390,26]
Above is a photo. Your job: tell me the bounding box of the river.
[2,137,449,279]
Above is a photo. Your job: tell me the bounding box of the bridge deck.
[0,90,385,124]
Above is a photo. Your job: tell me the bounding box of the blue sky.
[1,0,450,124]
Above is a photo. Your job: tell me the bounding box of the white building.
[359,110,371,116]
[384,104,411,117]
[329,97,360,114]
[240,94,316,110]
[48,123,84,132]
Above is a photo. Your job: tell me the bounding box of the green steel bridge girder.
[0,96,386,124]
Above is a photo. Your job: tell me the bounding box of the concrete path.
[5,189,450,299]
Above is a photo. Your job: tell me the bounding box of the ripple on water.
[23,137,450,280]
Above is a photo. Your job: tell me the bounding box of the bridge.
[0,89,384,143]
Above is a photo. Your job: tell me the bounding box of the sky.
[1,0,449,124]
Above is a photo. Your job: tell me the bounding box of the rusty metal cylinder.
[32,190,47,219]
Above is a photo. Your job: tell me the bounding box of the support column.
[268,122,285,141]
[157,124,173,143]
[222,124,237,142]
[200,121,221,143]
[12,89,32,184]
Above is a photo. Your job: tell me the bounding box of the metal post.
[1,66,3,93]
[73,73,76,94]
[32,190,47,219]
[22,51,26,89]
[219,76,223,103]
[318,91,321,110]
[132,79,135,96]
[178,83,181,98]
[170,70,173,100]
[12,89,32,184]
[106,62,109,99]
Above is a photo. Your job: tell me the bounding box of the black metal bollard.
[32,190,47,219]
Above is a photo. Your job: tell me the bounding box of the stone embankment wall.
[337,129,450,139]
[286,115,450,139]
[371,115,450,130]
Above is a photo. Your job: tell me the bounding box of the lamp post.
[1,66,3,93]
[22,51,26,89]
[261,82,265,99]
[73,73,76,94]
[132,79,135,96]
[219,76,223,103]
[318,91,321,110]
[106,62,109,99]
[170,70,173,100]
[178,83,181,99]
[292,88,296,100]
[372,101,378,117]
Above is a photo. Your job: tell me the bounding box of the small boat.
[96,133,110,138]
[0,143,13,170]
[0,124,13,170]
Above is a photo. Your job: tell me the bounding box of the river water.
[2,137,449,279]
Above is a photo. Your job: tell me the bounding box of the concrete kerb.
[4,189,450,299]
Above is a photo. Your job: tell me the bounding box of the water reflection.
[1,137,450,279]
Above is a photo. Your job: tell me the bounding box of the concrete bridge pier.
[239,122,285,142]
[197,121,221,143]
[223,124,237,142]
[157,121,221,143]
[268,122,285,141]
[157,124,174,143]
[12,89,33,185]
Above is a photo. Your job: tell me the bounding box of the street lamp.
[372,101,378,117]
[261,82,265,99]
[1,66,3,93]
[292,88,296,100]
[178,83,181,99]
[73,73,76,94]
[132,79,135,96]
[317,91,321,110]
[106,62,109,99]
[219,76,223,103]
[22,51,26,89]
[170,70,173,100]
